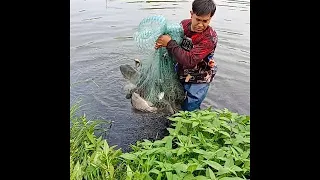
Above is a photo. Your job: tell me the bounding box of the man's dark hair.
[192,0,216,17]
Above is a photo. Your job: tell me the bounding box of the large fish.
[119,61,178,114]
[131,92,158,112]
[119,64,139,84]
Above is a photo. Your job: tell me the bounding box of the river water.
[70,0,250,152]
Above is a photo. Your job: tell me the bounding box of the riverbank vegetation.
[70,104,250,180]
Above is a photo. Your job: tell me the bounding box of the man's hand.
[155,35,172,49]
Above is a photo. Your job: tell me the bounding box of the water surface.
[70,0,250,151]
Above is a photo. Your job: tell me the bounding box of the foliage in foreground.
[70,105,250,180]
[70,104,123,180]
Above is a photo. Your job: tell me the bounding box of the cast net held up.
[132,15,185,108]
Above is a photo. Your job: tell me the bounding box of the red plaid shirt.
[166,19,218,83]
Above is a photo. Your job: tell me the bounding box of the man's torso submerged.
[177,19,218,83]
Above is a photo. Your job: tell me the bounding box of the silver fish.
[119,64,139,83]
[120,61,180,114]
[131,92,158,112]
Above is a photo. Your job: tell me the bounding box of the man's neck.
[190,24,194,32]
[188,23,196,33]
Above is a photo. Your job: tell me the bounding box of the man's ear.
[190,11,193,18]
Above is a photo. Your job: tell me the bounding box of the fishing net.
[132,15,185,109]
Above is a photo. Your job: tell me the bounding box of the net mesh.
[132,15,185,108]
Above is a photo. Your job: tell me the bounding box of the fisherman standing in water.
[155,0,218,111]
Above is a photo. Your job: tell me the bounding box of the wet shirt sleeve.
[166,35,216,68]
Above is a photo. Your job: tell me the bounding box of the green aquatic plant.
[70,104,250,180]
[70,104,123,180]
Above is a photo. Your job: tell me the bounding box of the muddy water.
[70,0,250,151]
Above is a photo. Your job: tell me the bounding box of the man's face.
[190,11,212,33]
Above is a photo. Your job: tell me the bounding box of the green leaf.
[235,134,244,144]
[219,117,230,121]
[231,165,242,172]
[203,128,214,134]
[164,163,174,171]
[166,172,173,180]
[241,151,250,159]
[109,164,114,177]
[196,166,205,171]
[145,174,153,180]
[177,147,186,156]
[172,112,182,117]
[178,135,188,142]
[126,165,133,180]
[120,153,137,161]
[245,125,250,131]
[239,116,250,124]
[216,167,229,176]
[169,117,185,122]
[241,131,250,136]
[167,117,176,121]
[187,164,198,173]
[206,168,216,180]
[167,128,175,135]
[216,150,226,158]
[103,141,109,156]
[181,126,188,135]
[244,161,250,169]
[173,163,188,173]
[203,160,223,171]
[153,139,166,146]
[203,151,217,160]
[212,119,221,128]
[224,157,234,168]
[85,144,95,150]
[192,135,200,140]
[143,139,152,143]
[181,119,193,124]
[172,174,179,180]
[217,157,228,162]
[150,169,160,175]
[195,176,209,180]
[226,168,237,176]
[238,124,245,132]
[176,142,184,147]
[233,146,244,154]
[219,177,245,180]
[145,148,160,155]
[219,131,231,138]
[86,132,95,144]
[165,136,173,149]
[200,115,215,121]
[230,147,238,157]
[243,138,250,143]
[155,161,164,168]
[220,122,231,131]
[192,122,200,128]
[232,127,239,134]
[183,174,195,180]
[193,149,207,155]
[166,151,172,159]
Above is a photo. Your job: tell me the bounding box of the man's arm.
[166,37,215,68]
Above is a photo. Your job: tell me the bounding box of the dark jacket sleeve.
[166,35,216,68]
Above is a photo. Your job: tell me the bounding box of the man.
[155,0,218,111]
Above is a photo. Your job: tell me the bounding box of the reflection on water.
[70,0,250,151]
